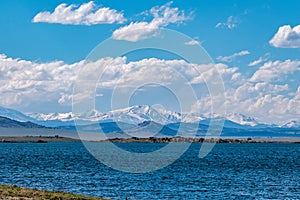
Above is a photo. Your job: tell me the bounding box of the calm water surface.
[0,142,299,199]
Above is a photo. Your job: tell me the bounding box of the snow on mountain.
[28,109,104,122]
[99,105,181,125]
[26,105,267,127]
[225,113,259,127]
[181,113,206,123]
[281,120,300,128]
[28,105,182,125]
[27,105,265,127]
[80,109,103,121]
[28,112,74,121]
[0,105,297,130]
[105,105,151,124]
[0,106,36,122]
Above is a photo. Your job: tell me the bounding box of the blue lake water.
[0,142,299,199]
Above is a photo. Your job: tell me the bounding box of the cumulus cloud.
[269,25,300,48]
[189,63,239,85]
[184,40,200,45]
[217,50,250,63]
[0,55,179,107]
[96,58,211,88]
[227,59,300,124]
[0,54,81,107]
[250,60,300,82]
[112,22,159,42]
[206,80,298,125]
[215,16,239,29]
[0,54,131,108]
[0,53,235,109]
[112,2,191,42]
[32,1,126,25]
[248,57,265,67]
[189,58,300,124]
[1,53,300,124]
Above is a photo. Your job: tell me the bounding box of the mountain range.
[0,116,46,129]
[0,106,36,122]
[26,105,299,128]
[0,105,299,137]
[26,105,262,126]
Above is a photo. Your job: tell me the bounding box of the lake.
[0,142,299,199]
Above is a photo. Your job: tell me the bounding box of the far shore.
[1,135,300,143]
[102,136,300,143]
[0,136,81,143]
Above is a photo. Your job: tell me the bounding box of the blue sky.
[0,0,300,124]
[1,0,300,63]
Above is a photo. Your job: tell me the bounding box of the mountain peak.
[281,120,300,128]
[226,113,259,127]
[0,105,285,128]
[26,105,264,127]
[0,106,36,122]
[0,116,45,128]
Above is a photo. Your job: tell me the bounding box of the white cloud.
[215,16,239,29]
[0,54,235,109]
[189,63,239,85]
[112,2,191,42]
[184,40,200,46]
[217,50,250,63]
[0,55,180,107]
[218,81,297,124]
[269,25,300,48]
[1,53,300,124]
[0,54,128,107]
[112,22,160,42]
[248,57,265,67]
[97,58,201,88]
[189,58,300,124]
[250,60,300,82]
[76,56,300,124]
[32,1,126,25]
[58,93,73,105]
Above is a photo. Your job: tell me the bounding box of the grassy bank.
[0,184,105,200]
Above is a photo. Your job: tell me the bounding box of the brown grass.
[0,184,106,200]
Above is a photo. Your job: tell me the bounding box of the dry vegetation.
[0,185,105,200]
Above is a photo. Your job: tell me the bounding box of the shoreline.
[103,136,300,143]
[0,184,105,200]
[0,136,81,143]
[1,135,300,143]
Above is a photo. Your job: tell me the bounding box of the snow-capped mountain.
[181,113,206,123]
[28,105,182,125]
[29,106,204,125]
[91,105,181,125]
[28,112,74,122]
[1,105,299,137]
[281,120,300,128]
[0,116,45,128]
[0,106,36,122]
[28,109,104,123]
[26,105,265,127]
[225,113,259,127]
[100,105,152,124]
[1,105,299,133]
